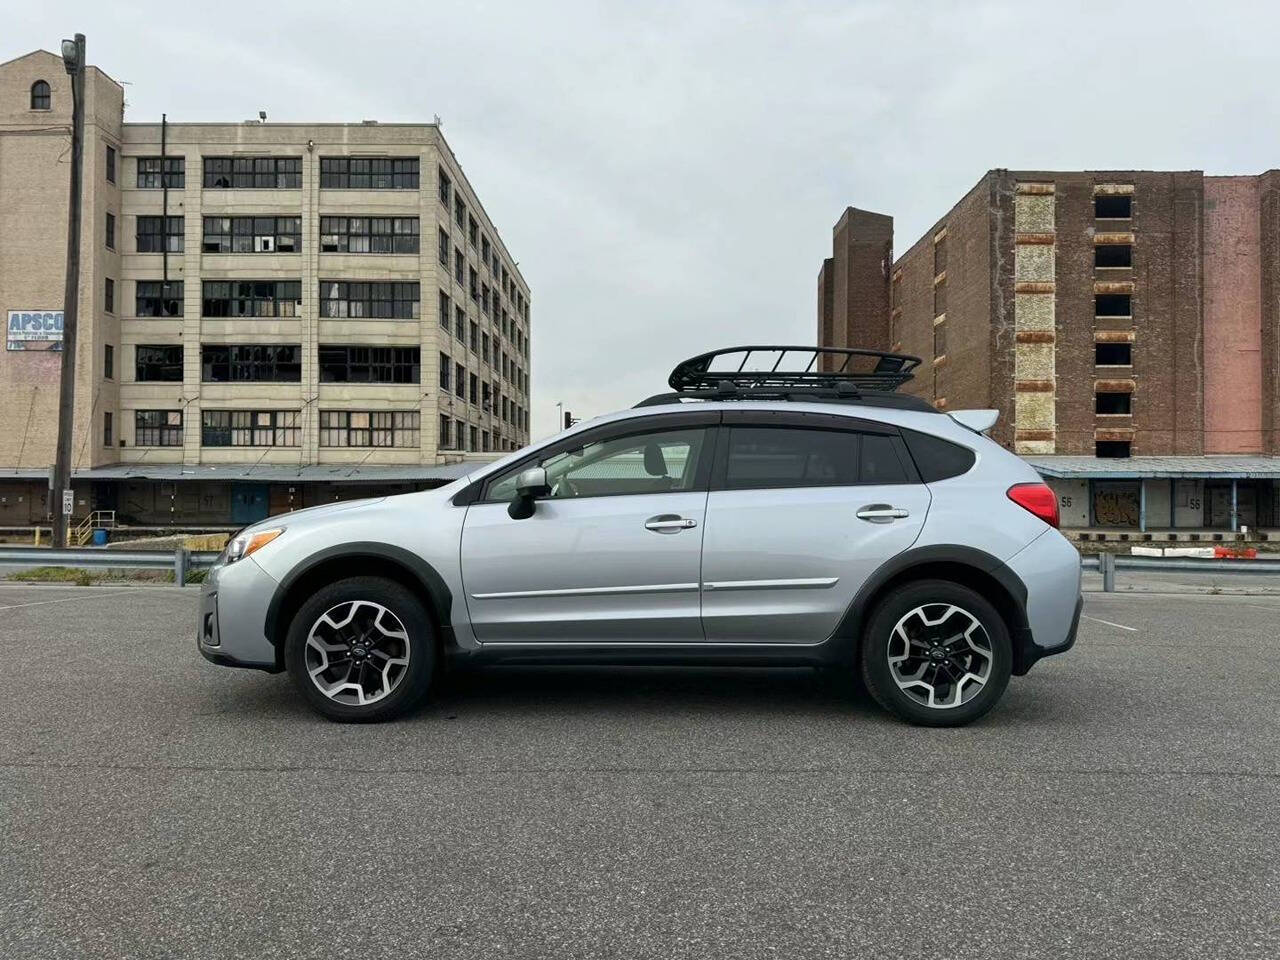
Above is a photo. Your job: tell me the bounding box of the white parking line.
[0,589,142,612]
[1081,613,1138,633]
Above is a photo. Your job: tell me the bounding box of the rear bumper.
[1006,528,1083,674]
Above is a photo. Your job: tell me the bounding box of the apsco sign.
[6,310,64,351]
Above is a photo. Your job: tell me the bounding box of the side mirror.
[508,466,550,519]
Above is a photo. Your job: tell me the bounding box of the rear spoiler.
[948,409,998,434]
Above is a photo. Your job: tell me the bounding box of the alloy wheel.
[304,601,411,706]
[886,603,993,710]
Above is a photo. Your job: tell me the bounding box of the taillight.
[1007,482,1059,528]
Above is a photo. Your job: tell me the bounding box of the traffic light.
[563,410,573,430]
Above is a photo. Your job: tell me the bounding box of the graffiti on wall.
[1093,482,1140,527]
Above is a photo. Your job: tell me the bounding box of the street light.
[51,33,85,548]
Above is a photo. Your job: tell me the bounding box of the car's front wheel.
[860,579,1012,726]
[284,576,436,722]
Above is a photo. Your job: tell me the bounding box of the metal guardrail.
[0,546,221,587]
[1082,553,1280,591]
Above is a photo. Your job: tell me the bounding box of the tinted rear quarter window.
[723,426,913,489]
[902,428,976,482]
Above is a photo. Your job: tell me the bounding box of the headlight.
[223,527,284,564]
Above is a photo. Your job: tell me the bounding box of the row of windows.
[320,217,419,254]
[318,157,419,190]
[437,415,519,453]
[437,165,528,319]
[129,155,422,191]
[202,217,301,254]
[130,409,423,448]
[133,344,422,384]
[319,281,421,319]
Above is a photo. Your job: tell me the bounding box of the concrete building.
[0,49,530,528]
[818,170,1280,534]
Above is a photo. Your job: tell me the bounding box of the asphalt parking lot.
[1,583,1277,959]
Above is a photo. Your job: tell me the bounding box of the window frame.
[136,215,184,253]
[202,280,302,318]
[136,156,185,189]
[134,345,184,383]
[30,80,51,110]
[317,345,421,384]
[318,410,420,448]
[319,280,420,319]
[135,409,184,447]
[202,216,302,254]
[202,156,301,189]
[318,216,419,254]
[318,156,420,190]
[136,280,184,317]
[200,344,303,383]
[202,409,301,448]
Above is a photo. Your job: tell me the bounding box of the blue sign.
[6,310,64,351]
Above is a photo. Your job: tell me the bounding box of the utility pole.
[52,33,85,548]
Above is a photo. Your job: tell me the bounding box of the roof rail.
[634,345,927,409]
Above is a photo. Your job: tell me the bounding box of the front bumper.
[196,556,282,672]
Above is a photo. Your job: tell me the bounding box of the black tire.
[860,579,1012,727]
[284,576,436,722]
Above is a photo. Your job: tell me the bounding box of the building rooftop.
[1026,456,1280,479]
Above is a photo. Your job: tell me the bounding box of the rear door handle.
[856,503,910,523]
[645,514,698,533]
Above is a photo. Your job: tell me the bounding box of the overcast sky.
[9,1,1278,437]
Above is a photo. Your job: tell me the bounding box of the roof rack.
[634,345,930,410]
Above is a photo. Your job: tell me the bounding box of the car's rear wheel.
[860,579,1011,726]
[284,576,435,722]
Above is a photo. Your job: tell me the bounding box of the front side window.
[135,409,183,446]
[486,426,710,502]
[722,426,909,490]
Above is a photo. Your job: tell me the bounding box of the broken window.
[1096,392,1132,415]
[203,156,301,189]
[1094,194,1131,219]
[319,156,418,189]
[1095,342,1132,366]
[317,216,417,254]
[202,217,300,254]
[1095,244,1132,268]
[1095,440,1131,458]
[136,281,184,317]
[1095,293,1131,317]
[137,156,184,189]
[135,410,183,446]
[319,281,419,319]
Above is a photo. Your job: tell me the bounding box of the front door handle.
[856,503,910,523]
[645,514,698,533]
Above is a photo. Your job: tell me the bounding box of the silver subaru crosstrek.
[198,346,1081,726]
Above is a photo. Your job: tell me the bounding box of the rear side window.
[901,428,976,482]
[722,427,911,490]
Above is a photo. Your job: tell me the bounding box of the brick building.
[0,49,531,529]
[818,170,1280,533]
